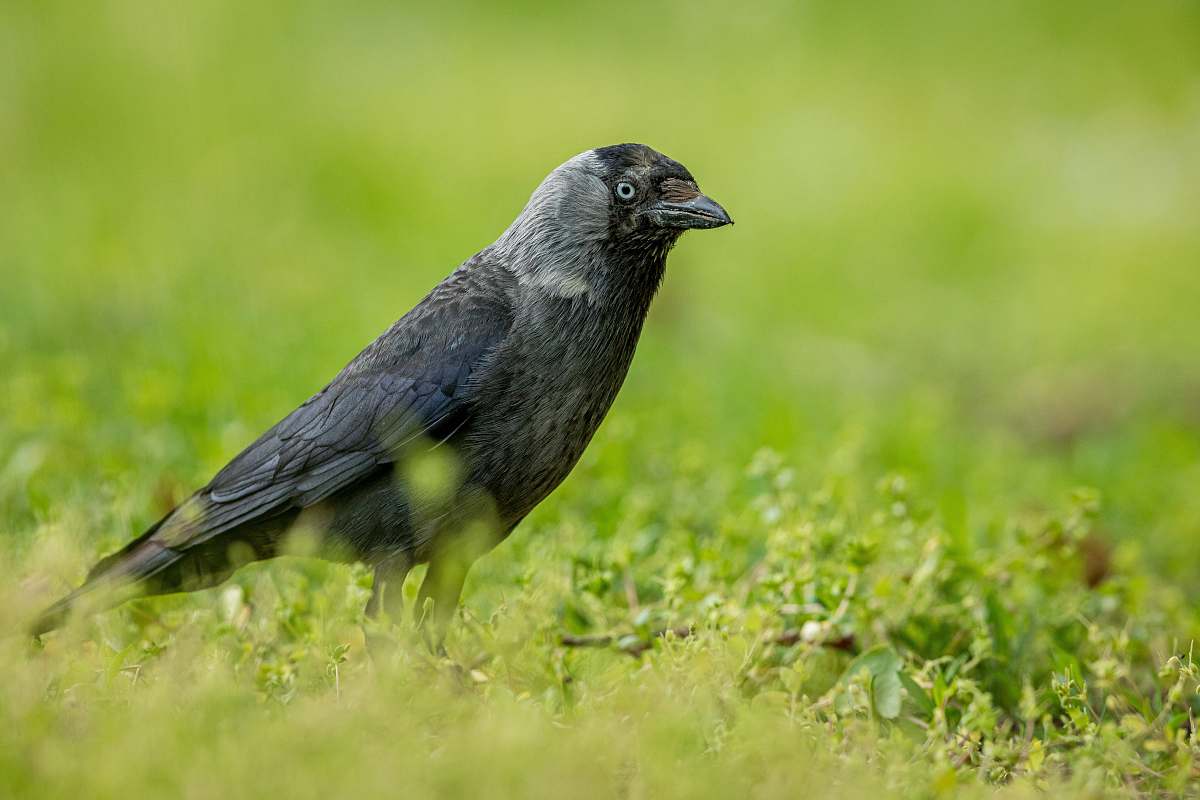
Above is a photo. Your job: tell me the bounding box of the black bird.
[33,143,732,637]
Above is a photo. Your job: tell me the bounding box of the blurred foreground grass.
[2,1,1200,797]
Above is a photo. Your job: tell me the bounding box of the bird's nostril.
[660,178,701,203]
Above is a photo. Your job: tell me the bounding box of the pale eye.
[615,181,636,201]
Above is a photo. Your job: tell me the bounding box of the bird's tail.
[30,509,289,636]
[30,516,177,637]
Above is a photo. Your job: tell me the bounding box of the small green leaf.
[899,671,935,717]
[873,668,902,720]
[844,645,902,681]
[839,645,904,720]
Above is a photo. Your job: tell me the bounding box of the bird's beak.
[647,194,733,230]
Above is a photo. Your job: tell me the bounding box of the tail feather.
[31,514,180,636]
[30,585,94,637]
[31,510,290,636]
[81,513,170,583]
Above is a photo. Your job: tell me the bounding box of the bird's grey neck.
[494,236,669,318]
[495,208,674,308]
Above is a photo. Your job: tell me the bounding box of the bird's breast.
[461,296,649,524]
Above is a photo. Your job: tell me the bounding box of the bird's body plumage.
[34,144,731,636]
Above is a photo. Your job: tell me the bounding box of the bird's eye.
[615,181,637,201]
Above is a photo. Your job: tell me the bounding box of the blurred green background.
[3,0,1197,578]
[3,2,1200,796]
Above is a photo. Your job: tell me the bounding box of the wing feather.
[153,257,515,551]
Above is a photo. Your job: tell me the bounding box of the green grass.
[3,1,1200,797]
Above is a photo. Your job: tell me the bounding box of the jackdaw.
[33,143,732,637]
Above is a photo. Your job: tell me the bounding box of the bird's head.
[498,144,731,299]
[588,143,733,235]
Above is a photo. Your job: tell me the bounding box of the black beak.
[648,194,733,230]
